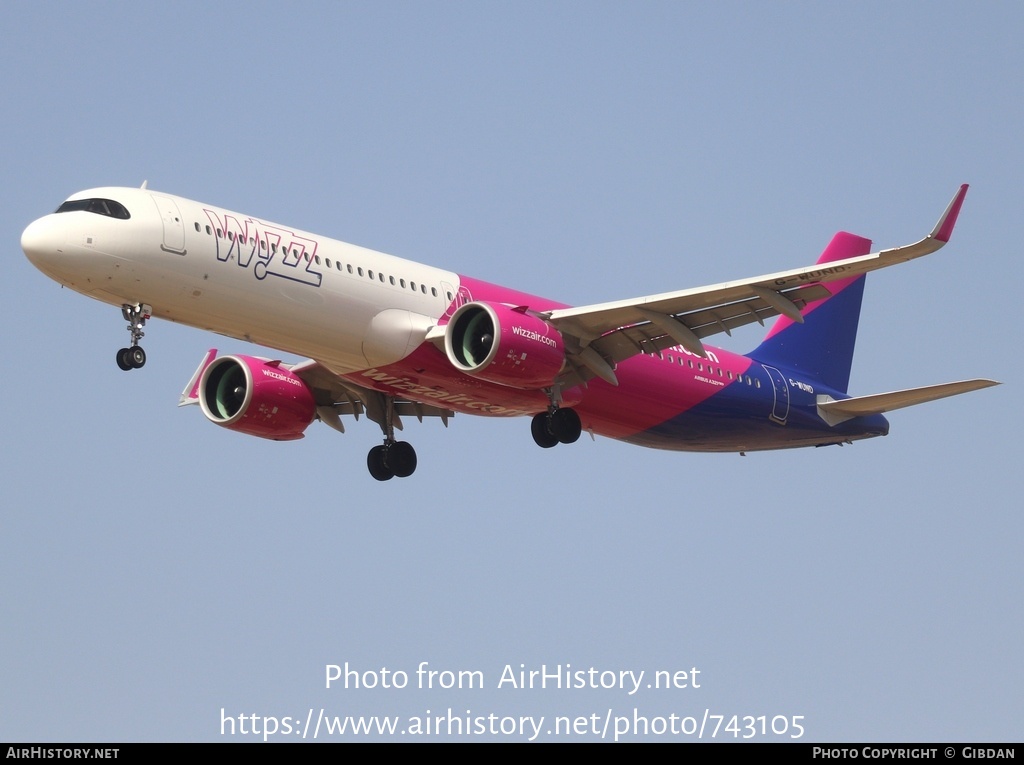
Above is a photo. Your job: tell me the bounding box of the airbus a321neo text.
[21,183,997,479]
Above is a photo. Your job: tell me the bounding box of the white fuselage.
[23,186,461,375]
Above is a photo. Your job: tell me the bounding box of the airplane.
[21,183,998,480]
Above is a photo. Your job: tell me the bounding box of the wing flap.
[290,358,455,432]
[621,283,831,358]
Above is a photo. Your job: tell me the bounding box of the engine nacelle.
[444,301,565,389]
[198,355,316,441]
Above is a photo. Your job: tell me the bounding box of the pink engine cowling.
[444,302,565,389]
[198,355,315,440]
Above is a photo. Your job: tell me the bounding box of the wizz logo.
[204,209,323,287]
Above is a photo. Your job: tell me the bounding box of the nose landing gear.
[116,303,151,371]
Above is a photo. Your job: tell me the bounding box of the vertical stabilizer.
[749,232,872,393]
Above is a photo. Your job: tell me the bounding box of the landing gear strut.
[116,303,151,371]
[531,406,582,448]
[366,396,418,480]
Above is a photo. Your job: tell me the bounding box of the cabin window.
[194,222,201,232]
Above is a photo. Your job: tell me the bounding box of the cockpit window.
[55,198,131,220]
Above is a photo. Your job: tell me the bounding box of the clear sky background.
[2,2,1020,742]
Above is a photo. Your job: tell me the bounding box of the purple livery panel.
[751,233,872,393]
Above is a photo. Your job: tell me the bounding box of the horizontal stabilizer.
[816,379,999,426]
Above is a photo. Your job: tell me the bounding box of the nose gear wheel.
[116,304,151,371]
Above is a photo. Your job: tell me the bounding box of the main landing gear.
[367,440,417,482]
[116,303,151,371]
[531,407,582,448]
[366,396,418,481]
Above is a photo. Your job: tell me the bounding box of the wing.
[179,351,455,434]
[288,358,452,434]
[288,358,455,434]
[544,185,969,386]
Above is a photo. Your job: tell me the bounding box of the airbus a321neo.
[21,183,997,479]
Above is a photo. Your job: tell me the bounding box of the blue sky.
[2,2,1020,742]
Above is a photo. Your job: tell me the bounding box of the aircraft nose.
[21,215,65,268]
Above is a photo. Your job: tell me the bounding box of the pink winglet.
[178,348,219,405]
[933,184,968,243]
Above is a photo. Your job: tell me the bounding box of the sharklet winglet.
[931,184,968,243]
[178,348,218,406]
